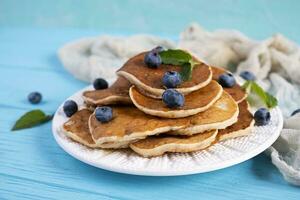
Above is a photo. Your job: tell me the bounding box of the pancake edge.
[83,94,132,106]
[218,120,255,141]
[117,66,212,99]
[62,127,98,148]
[129,130,218,157]
[62,127,131,149]
[218,100,254,141]
[236,94,247,104]
[88,114,186,144]
[129,83,223,118]
[169,93,239,135]
[98,141,130,149]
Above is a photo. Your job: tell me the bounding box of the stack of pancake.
[62,52,254,157]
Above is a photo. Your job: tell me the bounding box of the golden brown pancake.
[130,130,218,157]
[88,91,238,146]
[88,106,189,145]
[168,91,239,135]
[63,109,96,148]
[217,100,254,141]
[129,80,223,118]
[62,109,131,148]
[83,77,132,106]
[130,100,253,157]
[117,52,212,98]
[211,66,246,103]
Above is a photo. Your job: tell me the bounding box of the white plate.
[52,82,283,176]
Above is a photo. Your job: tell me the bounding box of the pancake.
[88,106,189,145]
[130,100,253,157]
[217,100,254,141]
[117,52,212,98]
[62,109,131,148]
[130,130,218,157]
[168,91,239,135]
[89,91,238,147]
[211,66,246,103]
[63,109,97,148]
[129,80,223,118]
[83,77,132,106]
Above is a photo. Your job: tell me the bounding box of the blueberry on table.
[162,71,182,88]
[239,71,256,81]
[93,78,108,90]
[63,100,78,117]
[291,108,300,116]
[144,51,162,68]
[254,108,271,126]
[28,92,42,104]
[162,89,185,108]
[218,73,236,88]
[95,106,113,123]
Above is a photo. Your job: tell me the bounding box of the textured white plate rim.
[52,84,283,176]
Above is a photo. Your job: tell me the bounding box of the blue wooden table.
[1,1,300,199]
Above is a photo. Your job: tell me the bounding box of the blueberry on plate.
[95,106,113,123]
[152,46,164,53]
[63,100,78,117]
[93,78,108,90]
[291,108,300,116]
[218,73,236,88]
[239,71,256,81]
[162,71,182,88]
[144,51,162,68]
[254,108,271,126]
[28,92,42,104]
[162,89,185,108]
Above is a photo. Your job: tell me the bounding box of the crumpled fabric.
[58,35,175,82]
[58,23,300,186]
[268,118,300,186]
[179,23,300,186]
[179,23,300,85]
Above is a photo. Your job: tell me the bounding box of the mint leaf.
[265,92,278,108]
[242,81,278,108]
[250,81,278,108]
[180,63,193,81]
[159,49,199,81]
[159,49,192,66]
[12,109,53,131]
[241,80,252,93]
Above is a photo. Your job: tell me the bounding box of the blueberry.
[152,46,164,53]
[291,108,300,116]
[162,71,182,88]
[28,92,42,104]
[254,108,271,126]
[93,78,108,90]
[240,71,256,81]
[162,89,185,108]
[63,100,78,117]
[144,51,162,68]
[95,106,113,123]
[218,73,236,88]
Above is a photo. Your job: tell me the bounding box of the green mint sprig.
[242,80,278,109]
[159,49,199,81]
[12,109,53,131]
